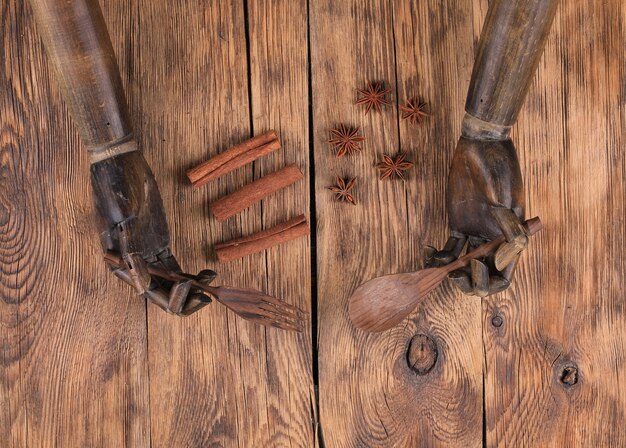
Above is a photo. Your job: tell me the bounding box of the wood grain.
[310,0,482,445]
[138,0,314,446]
[1,0,150,446]
[482,0,626,445]
[3,0,626,446]
[247,0,316,445]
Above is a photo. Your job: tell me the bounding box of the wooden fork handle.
[445,217,543,273]
[464,0,559,131]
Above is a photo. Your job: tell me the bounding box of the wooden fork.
[104,252,306,332]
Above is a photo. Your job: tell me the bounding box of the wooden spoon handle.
[465,0,559,127]
[29,0,133,150]
[444,217,543,273]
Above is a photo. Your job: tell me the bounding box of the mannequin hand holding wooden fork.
[26,0,214,315]
[27,0,306,330]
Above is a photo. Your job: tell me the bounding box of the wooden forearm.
[465,0,559,131]
[28,0,134,159]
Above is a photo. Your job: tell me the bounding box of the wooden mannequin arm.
[28,0,134,160]
[464,0,559,137]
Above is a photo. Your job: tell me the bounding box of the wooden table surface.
[2,0,625,446]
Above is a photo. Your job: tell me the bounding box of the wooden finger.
[448,269,474,295]
[471,259,490,297]
[499,252,521,283]
[427,235,467,266]
[180,293,212,316]
[122,253,151,293]
[111,266,137,290]
[495,239,526,271]
[422,245,437,262]
[443,234,467,257]
[168,280,192,314]
[195,269,218,285]
[144,288,170,311]
[488,275,510,295]
[112,267,172,311]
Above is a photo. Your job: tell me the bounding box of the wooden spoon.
[348,217,543,332]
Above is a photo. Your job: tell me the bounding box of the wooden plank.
[0,0,150,446]
[140,1,314,446]
[311,0,482,445]
[392,0,485,443]
[482,0,626,445]
[246,0,316,443]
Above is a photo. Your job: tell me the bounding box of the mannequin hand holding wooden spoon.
[348,214,543,333]
[348,0,558,332]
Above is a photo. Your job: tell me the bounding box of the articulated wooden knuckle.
[492,206,526,240]
[426,235,467,267]
[179,293,212,316]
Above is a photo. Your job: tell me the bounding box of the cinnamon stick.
[215,215,310,263]
[211,164,304,222]
[187,130,280,188]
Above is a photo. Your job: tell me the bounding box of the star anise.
[328,176,357,205]
[356,82,391,114]
[400,99,429,125]
[328,125,365,157]
[376,152,414,180]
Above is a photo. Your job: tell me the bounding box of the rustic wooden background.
[2,0,625,446]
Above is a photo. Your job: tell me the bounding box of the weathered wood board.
[482,0,626,445]
[137,1,314,446]
[309,0,483,445]
[1,0,625,446]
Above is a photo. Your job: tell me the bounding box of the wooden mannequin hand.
[91,150,214,315]
[426,136,528,296]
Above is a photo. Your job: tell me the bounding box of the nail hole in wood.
[491,314,503,327]
[559,365,579,386]
[407,334,438,375]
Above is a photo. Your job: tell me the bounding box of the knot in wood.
[559,365,579,386]
[407,334,438,375]
[491,314,503,327]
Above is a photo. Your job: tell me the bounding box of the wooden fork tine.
[237,311,304,332]
[256,294,308,317]
[258,300,307,319]
[240,306,305,328]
